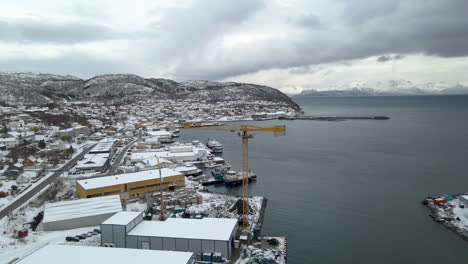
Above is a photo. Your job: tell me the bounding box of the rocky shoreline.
[423,194,468,242]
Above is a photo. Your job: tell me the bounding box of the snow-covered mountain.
[0,72,300,110]
[295,80,468,97]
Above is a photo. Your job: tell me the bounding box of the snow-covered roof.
[89,140,115,153]
[128,217,237,241]
[76,153,108,169]
[17,245,194,264]
[102,211,142,225]
[44,195,122,223]
[76,168,183,190]
[146,130,173,136]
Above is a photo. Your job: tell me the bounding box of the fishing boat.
[224,170,257,186]
[206,138,223,153]
[211,169,224,180]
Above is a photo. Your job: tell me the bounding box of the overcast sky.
[1,0,468,93]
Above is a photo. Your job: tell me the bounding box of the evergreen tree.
[38,139,46,149]
[1,123,8,134]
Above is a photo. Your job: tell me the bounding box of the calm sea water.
[180,95,468,264]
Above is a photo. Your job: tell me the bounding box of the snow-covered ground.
[0,224,100,264]
[0,172,53,210]
[425,196,468,243]
[0,179,97,264]
[235,237,287,264]
[186,192,239,219]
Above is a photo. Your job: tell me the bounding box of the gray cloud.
[2,0,468,84]
[294,13,324,29]
[377,55,391,62]
[0,53,127,78]
[341,0,400,25]
[377,54,405,62]
[171,0,468,80]
[0,19,114,44]
[147,0,266,60]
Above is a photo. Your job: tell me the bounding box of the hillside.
[0,72,300,110]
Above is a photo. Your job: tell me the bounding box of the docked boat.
[224,170,257,186]
[206,139,223,153]
[159,137,175,144]
[211,169,224,180]
[205,160,221,168]
[175,165,203,176]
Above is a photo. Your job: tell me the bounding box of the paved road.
[0,143,97,220]
[106,139,137,175]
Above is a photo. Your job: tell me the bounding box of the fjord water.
[180,95,468,264]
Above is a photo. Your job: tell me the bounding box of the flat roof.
[17,245,194,264]
[76,153,108,168]
[89,140,115,153]
[44,195,122,223]
[146,131,173,136]
[102,211,142,225]
[128,217,237,241]
[76,168,183,190]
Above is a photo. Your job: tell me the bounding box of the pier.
[293,115,390,121]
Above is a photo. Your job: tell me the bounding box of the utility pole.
[156,155,166,220]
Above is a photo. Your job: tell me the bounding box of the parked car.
[66,236,79,242]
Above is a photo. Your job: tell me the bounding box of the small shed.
[459,195,468,207]
[433,198,447,205]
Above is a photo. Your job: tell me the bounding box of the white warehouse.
[43,195,122,231]
[16,245,195,264]
[101,211,238,259]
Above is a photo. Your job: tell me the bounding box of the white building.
[460,195,468,207]
[75,153,109,172]
[16,245,195,264]
[130,145,208,163]
[43,195,122,231]
[101,211,238,259]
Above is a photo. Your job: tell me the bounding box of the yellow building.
[76,169,185,198]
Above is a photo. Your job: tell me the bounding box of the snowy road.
[0,143,97,220]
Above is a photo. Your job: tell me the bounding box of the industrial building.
[89,140,116,154]
[101,211,238,259]
[76,169,185,198]
[16,245,195,264]
[75,153,110,172]
[43,195,122,231]
[130,144,209,163]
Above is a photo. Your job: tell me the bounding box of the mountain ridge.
[0,72,300,110]
[293,80,468,97]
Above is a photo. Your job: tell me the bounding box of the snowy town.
[0,100,292,264]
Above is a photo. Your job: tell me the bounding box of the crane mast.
[241,131,250,229]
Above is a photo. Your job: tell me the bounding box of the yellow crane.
[183,124,286,231]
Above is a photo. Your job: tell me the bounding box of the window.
[103,190,120,195]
